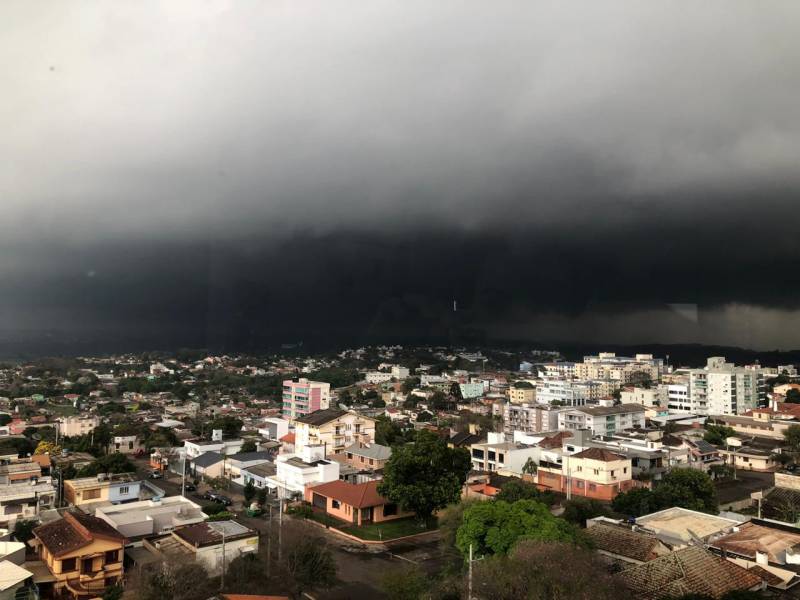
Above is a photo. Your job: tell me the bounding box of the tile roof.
[586,523,664,562]
[712,521,800,563]
[618,546,763,599]
[307,480,387,508]
[538,431,573,449]
[174,521,255,547]
[572,447,627,462]
[279,432,295,444]
[34,511,125,558]
[294,408,347,426]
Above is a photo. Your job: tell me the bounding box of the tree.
[785,424,800,455]
[496,480,554,506]
[240,439,257,453]
[208,415,243,438]
[786,389,800,404]
[34,440,61,455]
[133,562,215,600]
[102,584,124,600]
[77,453,135,477]
[243,480,256,506]
[613,468,718,517]
[704,423,736,446]
[0,414,11,426]
[381,565,429,600]
[378,429,471,522]
[13,520,36,544]
[284,536,337,599]
[375,415,408,446]
[224,555,265,595]
[456,499,586,558]
[562,497,609,527]
[471,540,626,600]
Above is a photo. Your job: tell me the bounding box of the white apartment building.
[665,382,692,413]
[541,363,577,378]
[391,366,410,380]
[58,416,100,437]
[575,353,665,383]
[183,438,244,460]
[266,444,340,497]
[503,403,561,436]
[365,371,393,384]
[95,496,206,538]
[620,387,668,408]
[470,433,539,476]
[558,404,646,436]
[536,378,595,406]
[683,357,764,416]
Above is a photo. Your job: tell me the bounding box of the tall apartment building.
[575,353,665,383]
[282,378,331,419]
[536,378,597,406]
[503,403,561,436]
[682,357,764,416]
[508,384,536,404]
[620,386,668,408]
[58,416,100,437]
[558,404,646,436]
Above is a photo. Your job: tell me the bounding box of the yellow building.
[508,385,535,404]
[294,408,376,455]
[63,473,139,507]
[31,511,125,599]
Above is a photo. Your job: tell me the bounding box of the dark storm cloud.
[2,1,800,352]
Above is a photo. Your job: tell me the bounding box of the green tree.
[381,565,429,600]
[224,555,264,595]
[78,453,135,477]
[243,480,256,506]
[704,423,736,445]
[13,520,36,544]
[456,499,586,558]
[0,414,11,426]
[472,540,626,600]
[102,584,124,600]
[496,480,554,506]
[284,536,337,599]
[378,429,471,522]
[240,439,257,453]
[562,497,609,526]
[785,389,800,404]
[785,424,800,455]
[612,486,661,517]
[613,468,718,516]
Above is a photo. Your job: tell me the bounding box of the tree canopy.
[455,499,587,558]
[613,468,718,517]
[378,429,471,522]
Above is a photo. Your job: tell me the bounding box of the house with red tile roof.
[304,480,412,526]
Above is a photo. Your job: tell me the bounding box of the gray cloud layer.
[2,1,800,351]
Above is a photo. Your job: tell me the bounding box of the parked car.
[183,483,196,492]
[149,470,163,479]
[205,492,233,506]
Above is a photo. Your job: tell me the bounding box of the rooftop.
[294,408,347,427]
[636,507,741,543]
[586,522,666,562]
[571,447,627,462]
[173,520,255,547]
[341,442,392,461]
[711,520,800,564]
[65,472,138,490]
[34,511,125,558]
[574,404,645,416]
[307,480,387,508]
[618,546,763,599]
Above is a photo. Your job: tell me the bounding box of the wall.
[195,536,259,576]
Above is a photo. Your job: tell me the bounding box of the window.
[610,470,615,477]
[332,500,340,509]
[61,558,76,572]
[588,484,596,491]
[593,469,599,475]
[369,459,374,465]
[105,550,119,564]
[576,466,582,472]
[623,467,627,473]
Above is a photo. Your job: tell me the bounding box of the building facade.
[281,378,331,419]
[558,404,645,436]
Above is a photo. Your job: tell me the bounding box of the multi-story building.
[536,378,595,406]
[682,357,764,416]
[63,473,140,507]
[459,382,485,399]
[266,444,340,497]
[334,442,392,472]
[620,387,667,408]
[536,447,637,501]
[112,435,143,455]
[503,403,561,436]
[58,416,100,438]
[558,404,645,436]
[0,478,56,526]
[391,366,410,380]
[365,371,393,384]
[282,378,331,419]
[575,353,666,383]
[508,384,536,404]
[94,496,206,538]
[470,433,539,476]
[31,511,125,599]
[293,408,375,455]
[183,438,244,460]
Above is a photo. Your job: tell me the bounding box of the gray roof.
[691,439,718,454]
[229,451,274,463]
[242,462,276,478]
[342,443,392,461]
[294,408,347,426]
[575,404,645,416]
[192,452,223,468]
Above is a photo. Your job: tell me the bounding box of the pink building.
[282,378,331,420]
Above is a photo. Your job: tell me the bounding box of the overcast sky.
[2,1,800,354]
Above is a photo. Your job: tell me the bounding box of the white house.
[94,496,206,538]
[184,439,244,460]
[265,444,339,498]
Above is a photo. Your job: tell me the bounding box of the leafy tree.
[243,480,256,506]
[102,584,124,600]
[613,468,718,517]
[77,453,135,477]
[208,415,243,438]
[786,389,800,404]
[381,565,429,600]
[496,480,554,506]
[401,377,421,394]
[240,439,257,453]
[375,415,411,447]
[704,423,736,446]
[284,536,337,599]
[785,424,800,455]
[456,499,586,558]
[378,429,471,522]
[0,414,11,426]
[471,540,625,600]
[562,497,610,526]
[13,520,36,544]
[224,554,264,595]
[134,562,215,600]
[34,440,61,455]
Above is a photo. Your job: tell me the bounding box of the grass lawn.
[342,517,437,541]
[306,509,348,529]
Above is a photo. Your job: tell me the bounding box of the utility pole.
[220,527,227,591]
[267,503,272,578]
[181,449,186,497]
[278,490,283,563]
[468,544,473,600]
